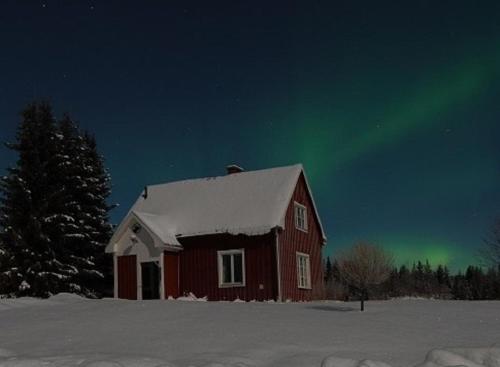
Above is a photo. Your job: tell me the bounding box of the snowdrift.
[0,347,498,367]
[322,348,500,367]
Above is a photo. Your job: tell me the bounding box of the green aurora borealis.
[272,42,500,180]
[1,2,499,271]
[245,35,500,270]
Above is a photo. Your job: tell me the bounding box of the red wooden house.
[105,164,327,301]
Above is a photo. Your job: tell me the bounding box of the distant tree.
[451,272,463,299]
[413,261,425,295]
[324,256,333,283]
[436,265,451,287]
[448,265,500,301]
[384,267,400,298]
[465,265,485,300]
[483,267,499,300]
[0,237,8,293]
[331,259,342,282]
[452,271,472,300]
[324,257,349,300]
[398,264,411,296]
[480,220,500,268]
[336,242,393,311]
[423,260,434,295]
[493,266,500,299]
[435,264,451,298]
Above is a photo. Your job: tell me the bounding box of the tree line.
[0,102,113,298]
[325,256,500,301]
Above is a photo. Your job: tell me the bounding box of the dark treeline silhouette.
[324,257,500,301]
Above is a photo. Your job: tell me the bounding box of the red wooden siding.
[164,251,180,298]
[279,173,324,301]
[179,233,277,301]
[117,255,137,300]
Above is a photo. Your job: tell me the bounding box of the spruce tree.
[480,220,500,267]
[422,260,436,296]
[494,266,500,299]
[385,267,400,297]
[451,272,465,299]
[0,103,114,297]
[0,102,70,296]
[435,265,446,298]
[324,256,333,283]
[51,116,113,297]
[483,267,498,300]
[52,115,99,296]
[443,266,451,288]
[413,261,425,295]
[398,265,411,296]
[76,131,114,296]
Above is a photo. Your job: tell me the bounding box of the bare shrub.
[337,242,394,311]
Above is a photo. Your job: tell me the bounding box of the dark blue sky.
[1,1,499,270]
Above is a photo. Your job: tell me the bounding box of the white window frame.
[294,202,308,232]
[217,249,246,288]
[296,252,311,289]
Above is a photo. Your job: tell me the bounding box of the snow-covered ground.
[0,295,498,367]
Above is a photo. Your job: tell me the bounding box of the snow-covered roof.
[107,164,326,252]
[132,211,182,247]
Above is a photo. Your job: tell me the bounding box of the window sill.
[295,226,308,233]
[218,283,246,288]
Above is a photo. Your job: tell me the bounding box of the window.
[131,223,142,234]
[296,252,311,289]
[294,202,308,232]
[218,249,245,287]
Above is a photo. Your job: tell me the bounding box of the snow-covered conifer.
[0,103,114,297]
[0,102,71,296]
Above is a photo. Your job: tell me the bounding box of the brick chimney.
[226,164,244,175]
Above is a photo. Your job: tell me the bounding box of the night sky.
[1,1,499,271]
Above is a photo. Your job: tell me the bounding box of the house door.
[117,255,137,300]
[141,261,160,300]
[164,252,179,298]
